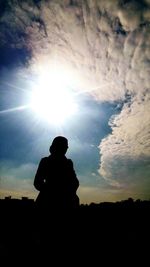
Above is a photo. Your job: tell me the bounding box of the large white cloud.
[99,92,150,185]
[0,0,150,197]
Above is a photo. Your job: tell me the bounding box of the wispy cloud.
[0,161,38,198]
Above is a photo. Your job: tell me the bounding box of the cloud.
[99,93,150,187]
[0,0,150,197]
[77,182,144,204]
[0,161,38,198]
[1,1,150,98]
[77,185,117,204]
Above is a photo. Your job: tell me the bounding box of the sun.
[30,66,78,125]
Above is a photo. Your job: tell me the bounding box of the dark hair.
[49,136,68,155]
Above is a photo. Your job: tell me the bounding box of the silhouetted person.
[34,136,79,213]
[33,136,80,256]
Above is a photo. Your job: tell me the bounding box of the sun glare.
[30,66,78,125]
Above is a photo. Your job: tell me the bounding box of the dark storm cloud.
[0,0,150,197]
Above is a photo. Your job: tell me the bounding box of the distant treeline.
[0,196,150,208]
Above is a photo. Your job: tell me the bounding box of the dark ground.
[0,198,150,265]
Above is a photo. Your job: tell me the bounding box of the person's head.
[49,136,68,156]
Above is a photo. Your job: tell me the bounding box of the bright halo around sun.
[30,66,78,125]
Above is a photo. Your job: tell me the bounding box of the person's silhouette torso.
[34,136,79,211]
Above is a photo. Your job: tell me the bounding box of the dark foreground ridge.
[0,197,150,265]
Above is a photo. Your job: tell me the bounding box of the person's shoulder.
[67,158,73,162]
[39,156,49,164]
[67,158,74,166]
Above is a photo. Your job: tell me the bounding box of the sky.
[0,0,150,204]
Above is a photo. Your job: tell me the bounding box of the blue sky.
[0,0,150,203]
[0,68,117,202]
